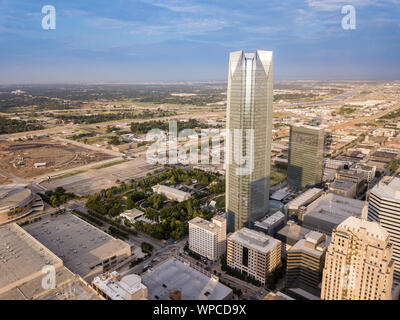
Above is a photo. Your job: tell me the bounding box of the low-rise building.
[92,271,147,300]
[142,257,232,300]
[302,193,364,234]
[24,213,132,282]
[120,208,145,224]
[152,184,191,202]
[0,185,44,225]
[0,223,102,300]
[253,211,286,236]
[328,179,357,198]
[284,188,324,217]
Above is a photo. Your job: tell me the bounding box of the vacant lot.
[40,158,160,196]
[0,138,114,179]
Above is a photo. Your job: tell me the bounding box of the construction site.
[0,138,115,179]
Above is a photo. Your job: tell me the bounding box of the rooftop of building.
[263,291,294,300]
[23,213,131,279]
[286,188,324,210]
[0,223,63,292]
[371,177,400,200]
[254,211,285,229]
[120,208,145,219]
[141,258,232,300]
[152,184,191,197]
[92,272,147,300]
[371,150,398,159]
[291,124,325,132]
[228,228,280,254]
[0,185,33,211]
[289,231,327,257]
[330,179,357,191]
[338,216,390,241]
[276,222,312,242]
[189,216,224,233]
[304,193,364,225]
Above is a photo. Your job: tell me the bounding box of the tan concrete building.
[0,223,102,300]
[321,216,394,300]
[286,231,327,297]
[24,213,132,282]
[188,215,226,261]
[227,228,281,284]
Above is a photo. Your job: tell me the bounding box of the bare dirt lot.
[0,138,115,179]
[40,158,160,196]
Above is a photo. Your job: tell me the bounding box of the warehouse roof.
[142,258,232,300]
[23,214,131,279]
[0,223,62,293]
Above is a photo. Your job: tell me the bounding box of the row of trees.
[130,118,207,135]
[0,116,44,134]
[42,187,76,207]
[53,109,174,124]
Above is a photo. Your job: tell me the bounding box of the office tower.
[321,216,394,300]
[368,177,400,283]
[286,231,327,297]
[287,124,325,189]
[226,50,274,232]
[227,228,281,285]
[188,215,226,261]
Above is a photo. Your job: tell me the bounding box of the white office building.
[188,215,226,261]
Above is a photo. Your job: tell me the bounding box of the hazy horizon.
[1,0,399,84]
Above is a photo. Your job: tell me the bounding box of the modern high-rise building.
[188,215,226,261]
[226,50,274,232]
[227,228,281,285]
[287,124,325,189]
[286,231,327,297]
[368,177,400,283]
[321,216,394,300]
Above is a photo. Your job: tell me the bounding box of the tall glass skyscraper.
[226,50,274,233]
[287,124,325,189]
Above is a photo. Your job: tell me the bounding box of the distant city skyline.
[0,0,400,84]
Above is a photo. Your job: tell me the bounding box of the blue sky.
[0,0,399,83]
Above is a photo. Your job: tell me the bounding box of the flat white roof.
[304,193,364,225]
[23,214,131,278]
[142,258,232,300]
[93,273,146,300]
[0,223,62,291]
[255,211,285,229]
[287,188,323,210]
[120,208,144,219]
[189,216,223,234]
[371,177,400,201]
[153,185,191,198]
[229,228,280,254]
